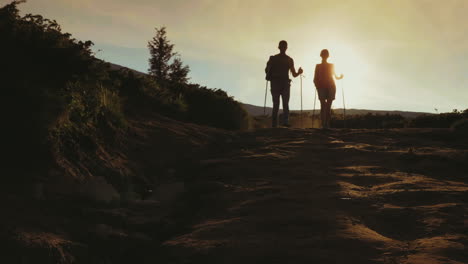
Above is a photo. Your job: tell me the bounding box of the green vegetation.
[179,84,250,130]
[331,112,406,129]
[146,26,249,129]
[1,1,248,186]
[329,109,468,129]
[148,26,190,85]
[408,109,468,128]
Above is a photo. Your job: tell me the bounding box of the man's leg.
[270,82,281,127]
[281,81,291,126]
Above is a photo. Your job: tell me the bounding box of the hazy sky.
[7,0,468,112]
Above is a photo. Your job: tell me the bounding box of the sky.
[6,0,468,112]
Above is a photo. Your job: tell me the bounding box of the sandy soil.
[162,128,468,264]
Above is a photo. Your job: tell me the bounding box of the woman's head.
[320,49,329,59]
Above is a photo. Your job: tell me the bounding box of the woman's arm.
[333,64,344,80]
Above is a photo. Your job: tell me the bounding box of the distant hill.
[241,103,431,119]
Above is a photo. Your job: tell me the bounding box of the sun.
[301,41,369,80]
[295,38,373,109]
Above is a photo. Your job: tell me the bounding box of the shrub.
[178,84,249,130]
[331,113,406,129]
[409,112,464,128]
[1,1,250,186]
[451,118,468,132]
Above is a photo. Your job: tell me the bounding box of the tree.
[148,27,189,85]
[168,56,189,84]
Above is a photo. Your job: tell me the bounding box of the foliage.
[107,68,186,117]
[146,26,248,129]
[168,56,190,84]
[147,27,190,85]
[451,118,468,132]
[329,109,468,129]
[1,1,249,184]
[408,110,465,128]
[1,0,102,180]
[331,113,406,129]
[178,84,250,130]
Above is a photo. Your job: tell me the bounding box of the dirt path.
[162,128,468,264]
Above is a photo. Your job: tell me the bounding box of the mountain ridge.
[241,103,431,118]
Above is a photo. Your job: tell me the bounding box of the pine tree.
[148,27,189,85]
[168,56,190,84]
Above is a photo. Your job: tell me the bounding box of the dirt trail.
[162,128,468,264]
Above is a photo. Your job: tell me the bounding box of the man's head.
[278,40,288,53]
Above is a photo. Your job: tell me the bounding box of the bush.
[451,118,468,132]
[331,113,406,129]
[107,68,187,117]
[409,111,464,128]
[178,84,250,130]
[1,1,250,185]
[1,1,98,179]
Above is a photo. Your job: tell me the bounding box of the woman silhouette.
[313,49,343,128]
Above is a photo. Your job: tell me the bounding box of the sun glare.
[296,39,372,109]
[303,42,369,78]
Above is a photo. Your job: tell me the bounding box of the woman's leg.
[326,100,333,128]
[319,99,327,128]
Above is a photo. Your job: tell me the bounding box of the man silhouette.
[265,40,303,127]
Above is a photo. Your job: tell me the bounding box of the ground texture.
[2,128,467,264]
[163,128,468,264]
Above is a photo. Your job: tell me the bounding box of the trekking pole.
[341,78,346,128]
[312,88,317,128]
[300,74,303,128]
[264,80,268,116]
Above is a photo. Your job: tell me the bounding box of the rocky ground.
[2,127,467,264]
[162,128,468,264]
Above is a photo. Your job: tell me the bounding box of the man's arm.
[265,56,273,80]
[313,64,319,86]
[265,56,273,74]
[289,58,303,78]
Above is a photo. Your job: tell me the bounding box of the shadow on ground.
[161,128,467,264]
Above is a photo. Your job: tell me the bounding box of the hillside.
[1,111,237,263]
[108,62,147,77]
[0,3,247,262]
